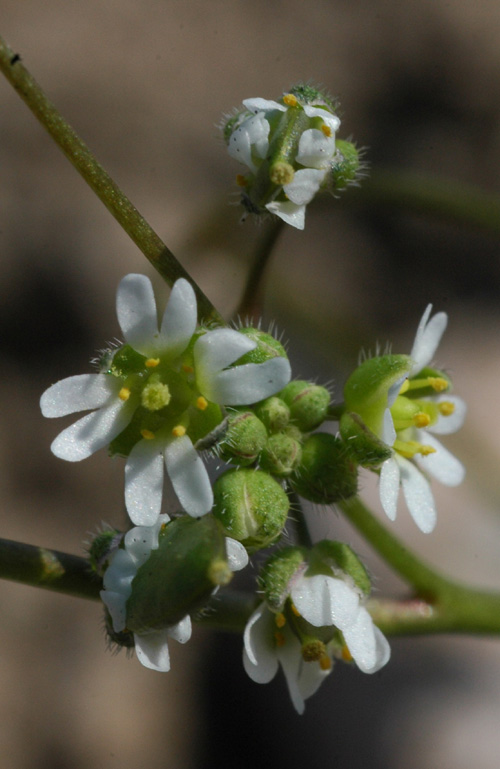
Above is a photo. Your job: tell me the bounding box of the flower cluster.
[222,84,359,229]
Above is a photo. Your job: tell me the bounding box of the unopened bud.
[254,396,290,432]
[259,432,302,477]
[219,410,268,465]
[290,432,358,504]
[280,380,330,432]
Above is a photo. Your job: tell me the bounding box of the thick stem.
[0,34,223,326]
[235,218,284,322]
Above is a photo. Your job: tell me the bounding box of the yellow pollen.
[275,613,286,629]
[274,631,286,647]
[172,425,186,438]
[283,93,298,107]
[321,124,332,137]
[236,174,248,187]
[118,387,131,401]
[428,377,449,392]
[439,401,455,416]
[141,429,155,440]
[196,396,209,411]
[399,379,410,394]
[290,603,301,617]
[413,412,431,428]
[320,654,333,671]
[145,358,160,368]
[420,444,437,456]
[160,523,168,531]
[341,645,353,663]
[182,364,194,374]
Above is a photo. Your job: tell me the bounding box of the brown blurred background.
[1,1,500,767]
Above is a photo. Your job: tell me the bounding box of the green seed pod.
[290,432,358,504]
[254,396,291,432]
[212,468,289,552]
[280,380,330,432]
[339,411,393,468]
[125,515,229,633]
[259,546,306,611]
[219,409,268,465]
[259,432,302,477]
[309,540,371,596]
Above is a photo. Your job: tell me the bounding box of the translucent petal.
[283,168,326,205]
[116,274,159,355]
[164,435,213,517]
[225,538,249,571]
[194,328,256,380]
[158,278,197,361]
[125,440,164,526]
[204,358,291,406]
[134,631,171,672]
[429,395,467,435]
[265,200,306,229]
[276,627,308,715]
[382,408,397,445]
[291,574,359,630]
[102,549,136,594]
[242,98,286,114]
[100,590,128,633]
[295,653,331,705]
[50,400,134,461]
[303,105,341,133]
[398,455,437,533]
[243,604,279,681]
[379,458,400,521]
[410,304,447,375]
[416,432,465,486]
[342,607,383,673]
[125,522,160,568]
[40,374,120,417]
[296,129,335,170]
[167,615,192,644]
[228,113,270,172]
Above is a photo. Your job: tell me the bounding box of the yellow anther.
[283,93,298,107]
[290,603,301,617]
[420,444,437,457]
[428,377,449,392]
[274,631,286,647]
[413,412,431,428]
[394,439,435,458]
[320,654,333,671]
[141,429,155,440]
[270,161,295,186]
[145,358,160,368]
[182,364,194,374]
[236,174,248,187]
[321,124,332,137]
[275,613,286,629]
[399,379,410,395]
[172,425,186,438]
[196,396,209,411]
[118,387,131,401]
[160,523,168,531]
[439,401,455,416]
[341,644,353,663]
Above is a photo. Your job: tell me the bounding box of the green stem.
[234,218,284,322]
[0,34,223,326]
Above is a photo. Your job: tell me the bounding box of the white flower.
[379,305,466,533]
[101,515,248,672]
[243,571,389,714]
[41,274,291,527]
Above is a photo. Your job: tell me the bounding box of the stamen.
[290,603,301,617]
[420,444,437,456]
[413,412,431,428]
[118,387,131,401]
[275,612,286,628]
[274,631,286,647]
[320,654,332,671]
[341,645,353,663]
[428,377,449,392]
[182,364,194,374]
[141,429,155,440]
[399,379,410,395]
[394,439,436,458]
[145,358,160,368]
[236,174,248,187]
[196,396,209,411]
[321,124,332,137]
[439,401,455,416]
[283,93,298,107]
[172,425,186,438]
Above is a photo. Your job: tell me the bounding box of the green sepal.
[280,380,330,432]
[254,396,290,433]
[258,546,307,612]
[186,401,224,446]
[339,411,393,468]
[125,515,229,633]
[308,540,371,596]
[236,328,288,365]
[212,468,289,553]
[218,409,268,465]
[110,344,147,377]
[259,432,302,477]
[331,140,360,190]
[289,432,358,504]
[87,528,120,576]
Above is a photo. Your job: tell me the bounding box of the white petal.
[243,604,279,681]
[124,523,160,568]
[294,652,331,706]
[243,98,287,114]
[228,113,270,172]
[225,538,249,571]
[410,304,447,375]
[125,440,164,526]
[100,590,128,633]
[50,400,133,461]
[428,395,467,435]
[204,357,291,406]
[303,105,341,133]
[379,457,400,521]
[164,435,213,517]
[283,168,326,205]
[276,626,309,715]
[416,432,465,487]
[40,374,120,417]
[116,274,158,355]
[381,408,397,446]
[291,574,360,630]
[158,278,197,360]
[194,328,256,381]
[342,607,390,673]
[296,129,336,170]
[167,615,192,644]
[398,455,437,533]
[134,630,171,672]
[102,549,136,594]
[265,200,306,229]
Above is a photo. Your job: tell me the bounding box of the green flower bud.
[330,139,360,190]
[125,515,229,633]
[254,396,291,432]
[309,540,371,595]
[212,468,289,552]
[259,432,302,477]
[259,546,306,611]
[280,380,330,432]
[218,409,268,465]
[289,432,358,504]
[236,328,288,365]
[339,411,393,468]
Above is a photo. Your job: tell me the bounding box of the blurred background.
[1,1,500,766]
